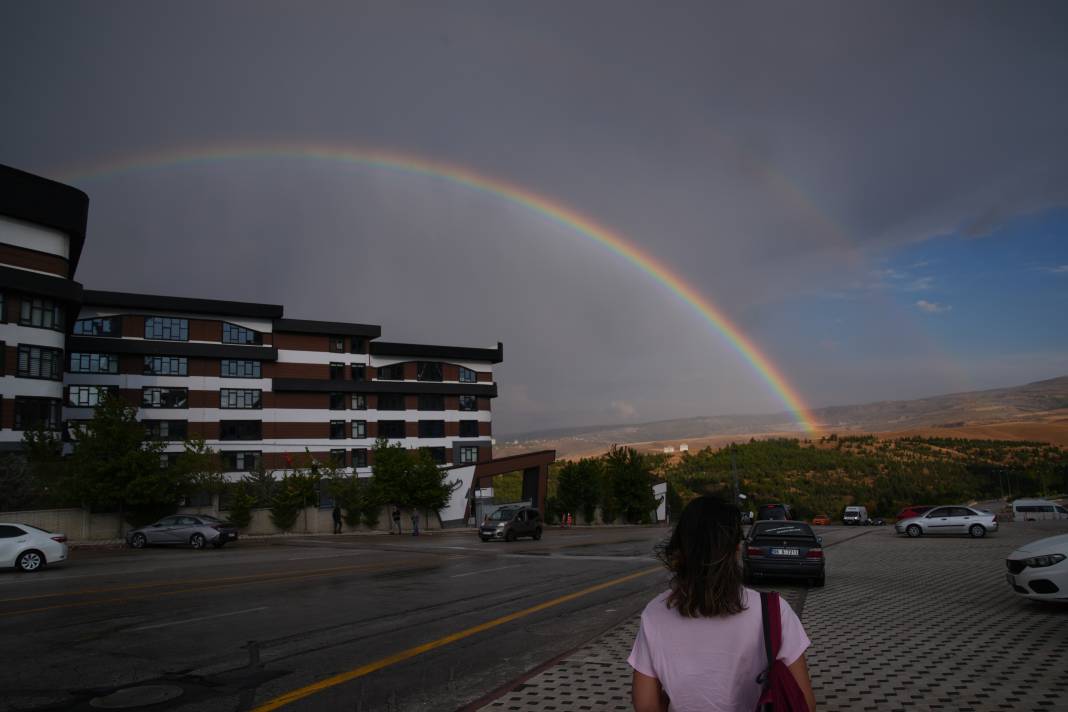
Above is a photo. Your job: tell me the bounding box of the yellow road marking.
[251,566,661,712]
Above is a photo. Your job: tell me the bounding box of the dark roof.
[273,318,381,338]
[0,164,89,277]
[0,264,83,302]
[371,341,503,363]
[82,290,283,319]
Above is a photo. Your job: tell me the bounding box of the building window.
[352,448,368,467]
[67,385,117,408]
[459,446,479,464]
[459,395,478,412]
[73,316,121,337]
[330,336,345,353]
[377,393,405,411]
[330,420,345,439]
[69,352,119,374]
[144,355,188,376]
[378,364,404,380]
[221,451,261,471]
[329,392,346,410]
[222,322,263,345]
[220,389,262,409]
[378,420,406,439]
[142,387,188,409]
[350,364,366,381]
[416,362,443,382]
[221,359,261,378]
[159,452,179,469]
[329,362,344,380]
[418,420,445,438]
[145,317,188,341]
[19,297,64,331]
[459,420,480,438]
[17,345,63,380]
[424,447,447,465]
[220,420,261,440]
[144,420,188,441]
[14,397,62,431]
[418,394,444,411]
[329,449,347,466]
[350,338,365,353]
[459,366,478,383]
[351,394,367,410]
[352,420,367,438]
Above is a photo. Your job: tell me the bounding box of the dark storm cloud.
[1,1,1066,432]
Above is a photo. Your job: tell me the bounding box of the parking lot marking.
[450,564,522,578]
[250,566,661,712]
[127,606,269,632]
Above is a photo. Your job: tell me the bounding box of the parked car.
[756,503,792,521]
[895,505,998,538]
[895,505,934,521]
[1005,533,1068,602]
[842,506,869,526]
[0,523,68,572]
[127,514,238,550]
[1011,499,1068,522]
[479,507,543,542]
[811,514,831,526]
[743,521,824,587]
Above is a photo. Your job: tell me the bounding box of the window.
[330,362,344,380]
[67,385,117,407]
[418,394,444,411]
[330,336,345,353]
[350,338,365,353]
[459,366,478,383]
[330,420,345,439]
[142,387,188,409]
[459,420,480,438]
[144,355,188,376]
[69,352,118,374]
[459,446,479,464]
[378,363,404,380]
[378,420,406,439]
[1057,506,1068,515]
[926,508,952,518]
[220,389,262,409]
[145,317,188,341]
[329,449,347,466]
[144,420,188,441]
[222,322,263,345]
[351,394,367,410]
[73,316,120,337]
[424,447,447,465]
[459,395,478,411]
[14,397,62,431]
[352,420,367,438]
[351,448,368,467]
[329,392,346,410]
[418,420,445,438]
[219,420,261,440]
[17,345,63,380]
[221,359,261,378]
[160,452,179,469]
[416,362,443,381]
[351,365,366,381]
[377,394,405,411]
[19,297,64,330]
[0,525,28,538]
[221,451,261,471]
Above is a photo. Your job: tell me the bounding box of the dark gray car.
[127,514,238,550]
[479,507,543,542]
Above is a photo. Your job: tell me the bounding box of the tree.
[408,449,459,512]
[226,481,257,529]
[604,446,659,524]
[557,458,603,523]
[270,471,317,532]
[370,438,413,507]
[21,424,67,506]
[0,454,34,512]
[172,438,225,497]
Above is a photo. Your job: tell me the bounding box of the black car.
[479,507,543,542]
[743,520,825,587]
[756,503,793,521]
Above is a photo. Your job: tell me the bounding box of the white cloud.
[915,300,952,314]
[903,276,934,292]
[1044,264,1068,274]
[611,400,638,419]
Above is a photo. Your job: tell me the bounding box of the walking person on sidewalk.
[411,510,420,536]
[628,495,816,712]
[392,507,402,535]
[332,503,343,534]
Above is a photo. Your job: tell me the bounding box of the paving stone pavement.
[478,523,1068,711]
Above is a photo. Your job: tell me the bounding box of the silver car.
[127,514,238,550]
[895,505,998,538]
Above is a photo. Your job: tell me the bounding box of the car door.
[923,507,955,534]
[0,525,29,567]
[948,507,976,534]
[172,516,198,544]
[148,516,179,544]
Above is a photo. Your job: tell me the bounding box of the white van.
[843,506,869,526]
[1012,499,1068,522]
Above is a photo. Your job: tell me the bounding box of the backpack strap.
[757,591,774,686]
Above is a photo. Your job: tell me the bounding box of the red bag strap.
[758,591,782,687]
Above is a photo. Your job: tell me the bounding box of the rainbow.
[56,142,818,433]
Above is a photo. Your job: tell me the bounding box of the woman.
[629,495,816,711]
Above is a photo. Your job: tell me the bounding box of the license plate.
[771,548,800,556]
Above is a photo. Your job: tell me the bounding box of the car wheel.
[533,527,542,541]
[130,533,147,549]
[16,550,45,572]
[906,524,922,538]
[505,530,517,542]
[190,533,207,549]
[969,524,986,538]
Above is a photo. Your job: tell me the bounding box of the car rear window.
[753,523,813,539]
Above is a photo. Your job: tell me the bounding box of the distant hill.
[498,376,1068,459]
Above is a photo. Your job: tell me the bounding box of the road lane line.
[250,566,661,712]
[450,564,522,578]
[127,606,269,632]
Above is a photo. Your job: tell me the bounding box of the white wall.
[0,215,69,259]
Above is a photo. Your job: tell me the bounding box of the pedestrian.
[332,503,343,534]
[392,507,402,535]
[629,495,815,712]
[411,510,420,536]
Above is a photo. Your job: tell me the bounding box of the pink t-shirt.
[628,587,810,712]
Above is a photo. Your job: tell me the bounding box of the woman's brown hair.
[657,494,745,617]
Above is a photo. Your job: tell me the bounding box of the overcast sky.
[2,2,1067,434]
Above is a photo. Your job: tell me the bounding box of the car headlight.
[496,522,506,528]
[1023,553,1066,568]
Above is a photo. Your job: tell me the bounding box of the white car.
[894,505,998,538]
[1006,534,1068,602]
[0,523,69,572]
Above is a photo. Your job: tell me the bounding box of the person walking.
[392,507,402,535]
[411,510,421,536]
[628,495,816,712]
[332,503,343,534]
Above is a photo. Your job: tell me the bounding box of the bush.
[227,483,256,529]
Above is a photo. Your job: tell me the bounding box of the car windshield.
[754,523,813,539]
[488,509,518,521]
